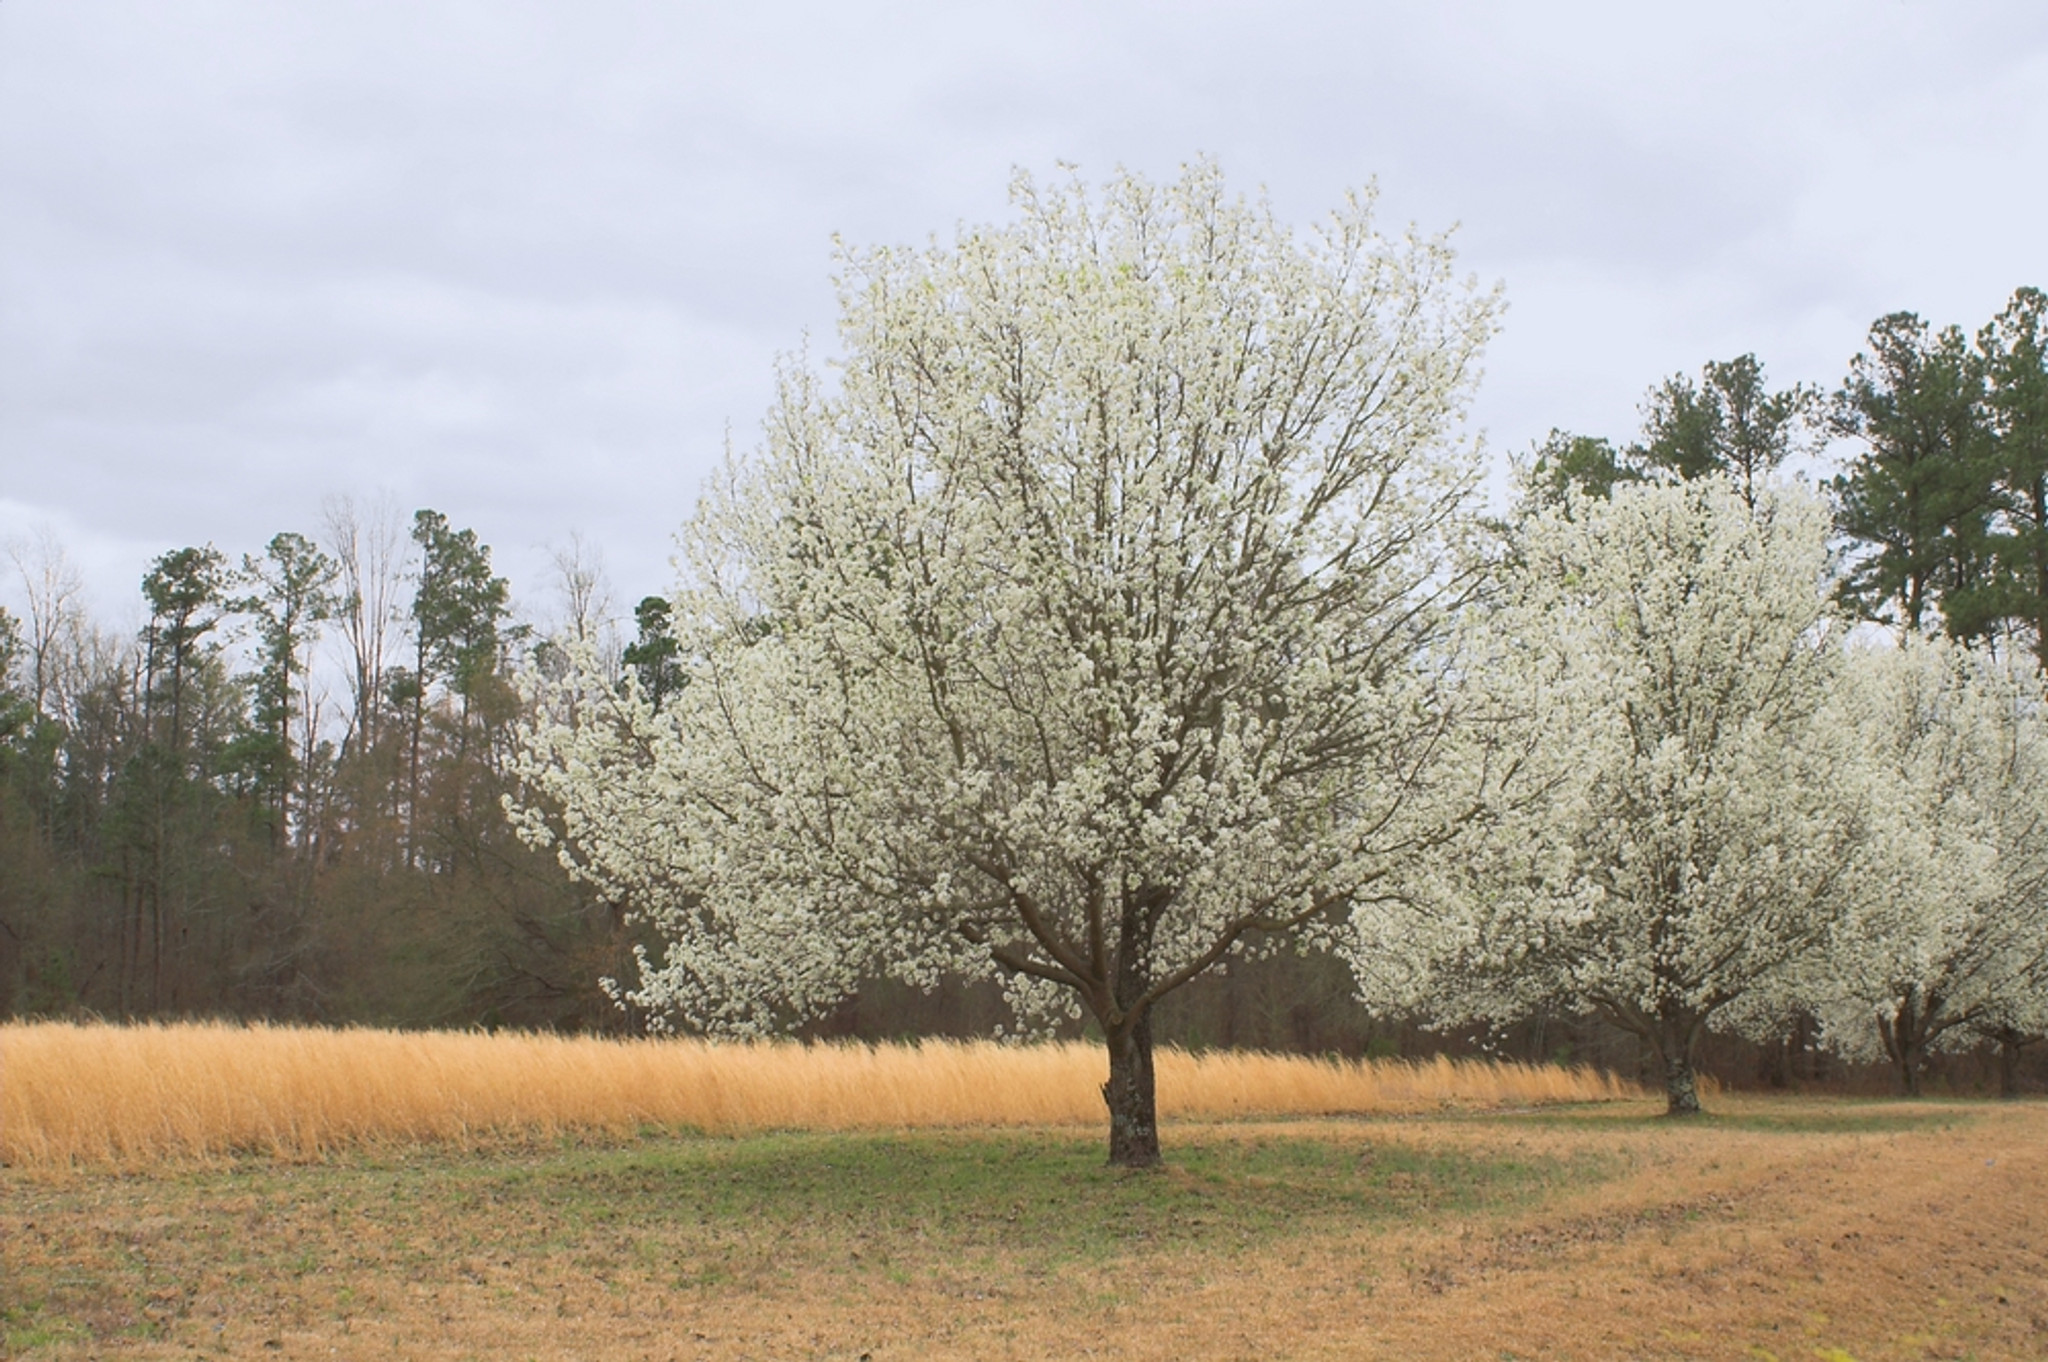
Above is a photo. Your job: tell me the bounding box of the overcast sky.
[3,0,2045,628]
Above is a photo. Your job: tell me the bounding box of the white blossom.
[1352,477,1875,1114]
[1804,636,2048,1090]
[510,162,1503,1163]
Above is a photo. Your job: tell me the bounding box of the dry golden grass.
[0,1020,1635,1169]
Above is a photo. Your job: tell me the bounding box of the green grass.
[0,1126,1612,1348]
[270,1126,1608,1269]
[1687,1105,1976,1136]
[510,1128,1604,1260]
[1476,1099,1973,1137]
[1,1304,90,1353]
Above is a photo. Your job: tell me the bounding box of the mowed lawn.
[5,1098,2046,1361]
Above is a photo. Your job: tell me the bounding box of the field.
[4,1028,2046,1360]
[0,1022,1633,1168]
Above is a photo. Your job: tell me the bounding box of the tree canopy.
[1810,636,2048,1095]
[1526,354,1815,508]
[515,163,1506,1165]
[1354,478,1874,1115]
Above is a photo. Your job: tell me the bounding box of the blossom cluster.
[1351,476,2048,1082]
[511,163,1507,1041]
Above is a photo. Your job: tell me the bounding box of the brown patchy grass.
[0,1022,1634,1168]
[5,1094,2046,1361]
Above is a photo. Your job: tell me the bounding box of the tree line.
[0,502,666,1030]
[1534,285,2048,658]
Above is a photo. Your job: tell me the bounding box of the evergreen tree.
[1638,354,1817,505]
[620,595,684,708]
[1829,313,1997,638]
[411,511,512,714]
[129,546,233,1010]
[404,511,513,863]
[1980,287,2048,667]
[232,532,338,850]
[1525,430,1641,506]
[141,546,230,760]
[1523,354,1813,510]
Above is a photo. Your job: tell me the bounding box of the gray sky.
[3,0,2045,627]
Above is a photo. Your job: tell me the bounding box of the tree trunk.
[1103,1014,1161,1169]
[1896,1045,1924,1098]
[1988,1026,2036,1100]
[1662,1050,1703,1117]
[1650,1010,1705,1117]
[1879,992,1927,1097]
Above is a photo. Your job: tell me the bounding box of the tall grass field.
[0,1020,1637,1169]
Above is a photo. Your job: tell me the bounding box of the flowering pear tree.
[512,164,1503,1166]
[1810,637,2048,1095]
[1352,478,1875,1116]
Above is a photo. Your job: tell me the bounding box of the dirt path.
[1239,1100,2048,1361]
